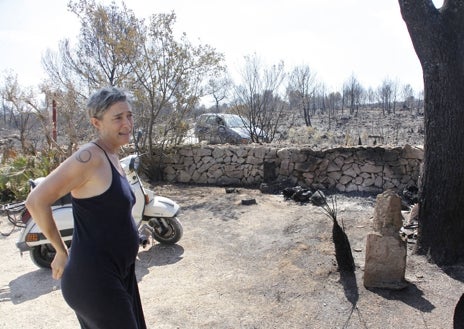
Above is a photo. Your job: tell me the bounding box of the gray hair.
[87,86,132,119]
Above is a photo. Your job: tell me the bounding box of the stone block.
[363,190,407,290]
[363,233,407,289]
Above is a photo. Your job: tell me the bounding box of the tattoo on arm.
[75,150,92,163]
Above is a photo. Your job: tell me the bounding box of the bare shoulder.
[72,143,104,166]
[51,143,105,183]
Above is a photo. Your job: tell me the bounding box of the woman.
[25,87,147,329]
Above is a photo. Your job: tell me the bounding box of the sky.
[0,0,443,95]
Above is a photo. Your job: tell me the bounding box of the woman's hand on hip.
[51,251,68,280]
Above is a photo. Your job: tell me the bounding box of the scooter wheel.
[29,241,71,269]
[152,217,183,244]
[30,245,54,269]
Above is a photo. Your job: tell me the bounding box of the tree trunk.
[303,105,312,127]
[399,0,464,265]
[420,68,464,264]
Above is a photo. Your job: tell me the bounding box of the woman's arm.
[25,145,99,279]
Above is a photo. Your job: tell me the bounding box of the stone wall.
[155,144,423,193]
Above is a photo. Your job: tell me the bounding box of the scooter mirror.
[129,156,140,172]
[134,130,143,154]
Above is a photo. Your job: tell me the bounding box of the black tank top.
[70,143,139,273]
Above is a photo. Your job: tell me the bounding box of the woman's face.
[92,101,133,146]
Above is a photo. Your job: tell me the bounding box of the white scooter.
[15,133,183,268]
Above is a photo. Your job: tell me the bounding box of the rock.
[292,189,312,203]
[282,186,301,200]
[281,186,318,203]
[310,190,326,206]
[409,203,419,223]
[241,198,257,205]
[364,190,408,289]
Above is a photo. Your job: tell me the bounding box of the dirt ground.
[1,184,464,329]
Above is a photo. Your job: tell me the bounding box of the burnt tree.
[399,0,464,265]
